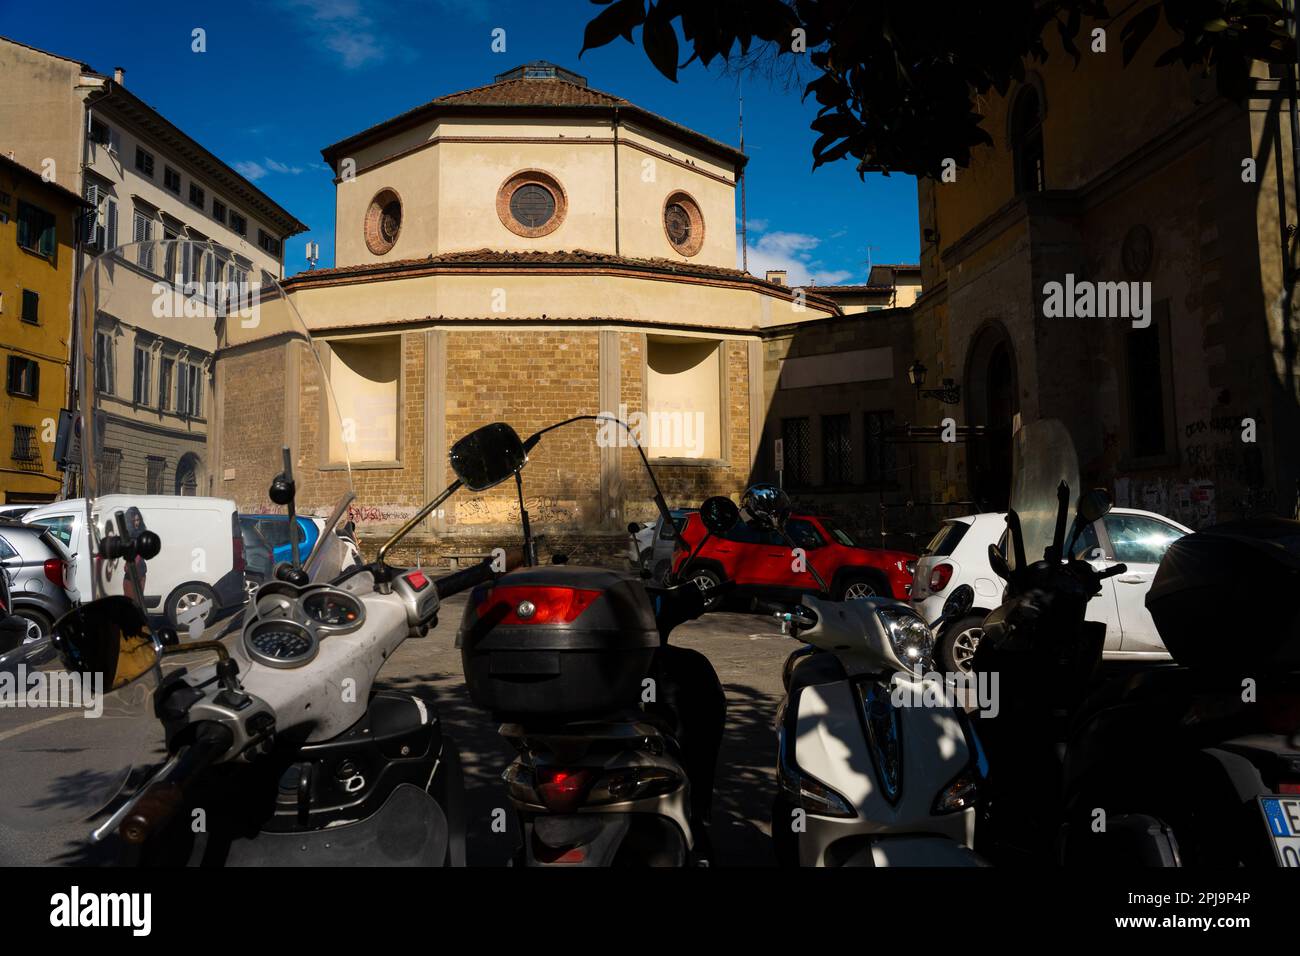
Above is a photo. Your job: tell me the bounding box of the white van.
[26,495,247,629]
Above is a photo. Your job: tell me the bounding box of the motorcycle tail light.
[474,586,600,625]
[929,563,954,592]
[43,558,65,588]
[535,767,596,814]
[1279,782,1300,795]
[933,767,981,814]
[532,843,586,864]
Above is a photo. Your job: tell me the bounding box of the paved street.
[0,595,795,867]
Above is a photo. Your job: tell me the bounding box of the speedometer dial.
[302,590,364,633]
[245,621,318,668]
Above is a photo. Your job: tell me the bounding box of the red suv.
[672,512,916,607]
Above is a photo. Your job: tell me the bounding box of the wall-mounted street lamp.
[907,359,962,405]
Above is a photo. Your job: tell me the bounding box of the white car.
[26,495,248,630]
[911,508,1192,672]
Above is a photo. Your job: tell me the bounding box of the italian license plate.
[1259,796,1300,867]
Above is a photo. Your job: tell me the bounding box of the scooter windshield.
[0,241,356,843]
[73,239,356,630]
[1008,418,1080,566]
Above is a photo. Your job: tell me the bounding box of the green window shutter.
[39,210,56,256]
[16,203,31,248]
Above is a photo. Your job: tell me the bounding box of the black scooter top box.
[457,565,660,718]
[1146,517,1300,670]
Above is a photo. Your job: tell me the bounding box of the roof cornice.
[91,81,309,237]
[321,101,747,176]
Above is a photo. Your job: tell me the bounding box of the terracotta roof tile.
[321,69,744,168]
[283,248,839,311]
[814,283,895,293]
[432,77,628,108]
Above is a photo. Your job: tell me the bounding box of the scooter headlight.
[876,605,934,672]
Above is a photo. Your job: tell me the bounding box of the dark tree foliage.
[580,0,1296,178]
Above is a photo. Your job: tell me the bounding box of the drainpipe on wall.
[613,106,621,256]
[64,95,94,499]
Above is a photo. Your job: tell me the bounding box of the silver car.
[0,519,75,640]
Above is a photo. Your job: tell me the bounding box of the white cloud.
[234,161,267,181]
[281,0,389,69]
[738,229,855,286]
[235,157,309,181]
[264,158,306,175]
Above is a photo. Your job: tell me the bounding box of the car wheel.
[838,575,885,601]
[690,568,724,610]
[938,613,986,674]
[13,607,52,643]
[167,583,217,634]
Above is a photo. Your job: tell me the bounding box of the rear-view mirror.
[988,543,1012,580]
[699,496,740,536]
[50,596,160,691]
[449,422,528,492]
[1076,488,1113,525]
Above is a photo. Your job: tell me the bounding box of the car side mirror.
[50,596,160,691]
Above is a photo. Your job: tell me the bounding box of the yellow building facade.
[0,155,83,504]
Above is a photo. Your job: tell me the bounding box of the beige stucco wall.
[333,114,738,269]
[282,269,836,334]
[0,41,86,194]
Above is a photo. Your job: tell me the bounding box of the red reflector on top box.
[475,586,600,625]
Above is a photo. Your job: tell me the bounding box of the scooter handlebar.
[119,721,234,846]
[434,558,497,600]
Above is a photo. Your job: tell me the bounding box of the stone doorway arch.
[175,452,202,496]
[964,322,1019,510]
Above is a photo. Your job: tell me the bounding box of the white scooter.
[740,484,989,867]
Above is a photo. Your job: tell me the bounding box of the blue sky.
[4,0,920,280]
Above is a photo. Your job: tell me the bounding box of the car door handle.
[1116,575,1146,584]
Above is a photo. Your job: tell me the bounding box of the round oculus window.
[364,189,402,255]
[497,171,567,238]
[510,184,556,229]
[663,193,704,256]
[665,203,691,246]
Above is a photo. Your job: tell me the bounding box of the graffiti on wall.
[1113,476,1216,527]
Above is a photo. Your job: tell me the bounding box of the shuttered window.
[17,201,56,257]
[133,211,154,271]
